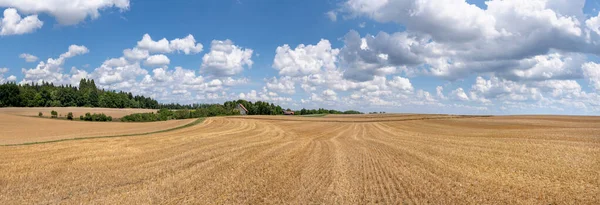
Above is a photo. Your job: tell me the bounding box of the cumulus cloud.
[170,34,204,54]
[137,34,171,53]
[387,76,413,92]
[436,86,446,100]
[20,45,88,85]
[123,48,149,61]
[451,88,470,101]
[0,0,130,25]
[19,53,38,62]
[343,0,501,42]
[92,59,147,89]
[239,89,292,103]
[201,39,253,77]
[144,54,170,67]
[340,30,423,82]
[136,34,203,54]
[336,0,600,82]
[582,62,600,91]
[0,8,43,36]
[273,39,339,77]
[0,68,16,83]
[266,76,296,94]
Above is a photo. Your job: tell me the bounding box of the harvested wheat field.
[0,111,193,145]
[0,114,599,204]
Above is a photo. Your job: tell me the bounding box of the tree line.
[296,108,362,115]
[0,79,159,108]
[0,79,364,119]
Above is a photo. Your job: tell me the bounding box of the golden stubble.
[0,114,598,204]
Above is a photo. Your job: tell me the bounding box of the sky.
[1,0,600,115]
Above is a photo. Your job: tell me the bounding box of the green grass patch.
[2,118,205,147]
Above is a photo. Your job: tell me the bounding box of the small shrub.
[67,112,73,120]
[38,112,43,117]
[51,110,58,118]
[80,112,113,122]
[80,115,84,120]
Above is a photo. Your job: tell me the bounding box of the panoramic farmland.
[0,111,598,204]
[0,108,193,145]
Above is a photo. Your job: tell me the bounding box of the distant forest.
[0,79,362,115]
[0,79,160,109]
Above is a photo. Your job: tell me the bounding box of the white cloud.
[0,68,17,83]
[587,12,600,35]
[239,89,292,103]
[500,52,585,81]
[322,89,337,100]
[582,62,600,91]
[343,0,501,42]
[123,48,149,61]
[468,76,539,104]
[137,34,171,53]
[169,34,204,54]
[326,11,337,22]
[62,45,89,58]
[92,58,147,89]
[20,45,88,85]
[19,53,38,62]
[451,88,470,101]
[144,54,170,67]
[0,8,43,36]
[266,76,296,94]
[340,30,423,82]
[337,0,600,83]
[136,34,203,54]
[273,39,339,77]
[436,86,446,100]
[201,39,253,77]
[0,0,130,25]
[387,76,413,92]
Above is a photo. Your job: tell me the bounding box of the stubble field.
[0,111,598,204]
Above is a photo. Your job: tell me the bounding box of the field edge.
[1,118,206,147]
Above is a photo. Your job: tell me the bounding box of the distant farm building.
[236,104,248,115]
[284,111,294,115]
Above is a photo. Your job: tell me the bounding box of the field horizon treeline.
[121,99,363,122]
[0,80,362,119]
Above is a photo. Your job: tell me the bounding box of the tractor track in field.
[0,114,598,204]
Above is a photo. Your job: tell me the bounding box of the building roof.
[238,103,248,112]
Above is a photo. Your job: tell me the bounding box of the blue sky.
[1,0,600,114]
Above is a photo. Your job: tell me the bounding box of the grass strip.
[2,118,205,147]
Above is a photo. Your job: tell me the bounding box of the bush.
[67,112,73,120]
[80,115,84,120]
[51,110,58,118]
[38,112,43,117]
[81,112,113,122]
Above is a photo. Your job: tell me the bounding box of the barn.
[236,104,248,115]
[283,111,294,115]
